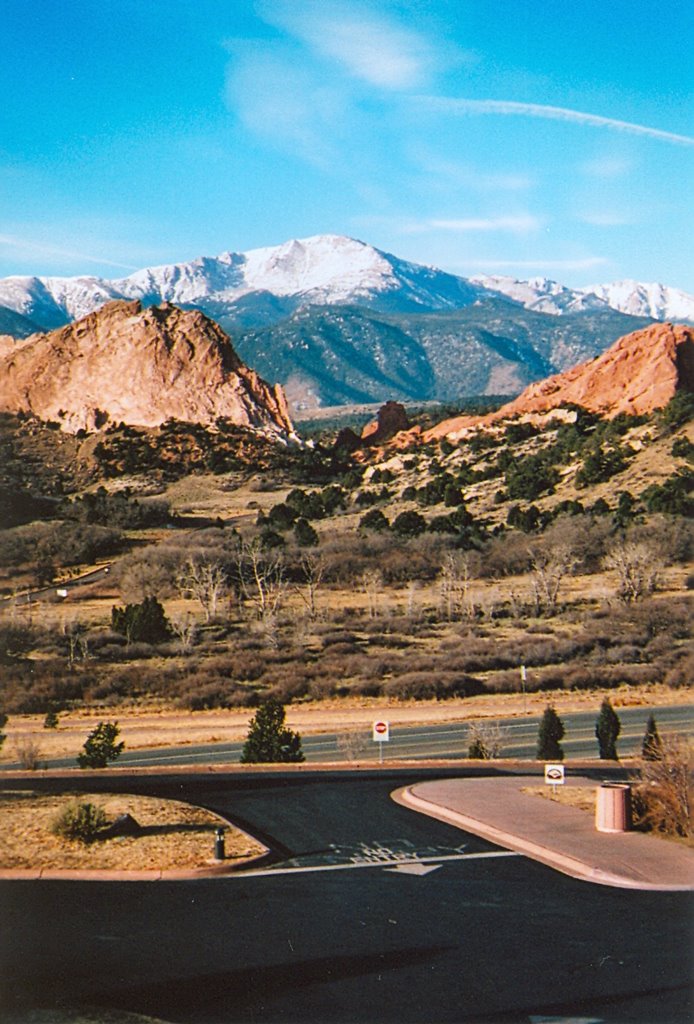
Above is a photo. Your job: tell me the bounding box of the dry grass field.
[0,790,265,871]
[1,402,691,755]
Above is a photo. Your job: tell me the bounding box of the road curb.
[394,785,694,892]
[0,848,274,882]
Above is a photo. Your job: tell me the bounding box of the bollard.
[596,783,632,833]
[214,827,226,861]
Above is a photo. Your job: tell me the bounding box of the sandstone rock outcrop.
[426,323,694,440]
[360,401,411,446]
[0,300,293,435]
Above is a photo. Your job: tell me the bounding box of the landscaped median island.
[0,791,266,872]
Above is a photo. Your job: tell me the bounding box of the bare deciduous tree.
[236,540,286,621]
[117,556,174,603]
[439,552,474,620]
[467,721,509,759]
[169,612,197,651]
[176,558,227,622]
[528,544,577,615]
[604,539,661,604]
[360,568,383,619]
[294,554,325,620]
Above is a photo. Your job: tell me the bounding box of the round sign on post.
[372,720,390,743]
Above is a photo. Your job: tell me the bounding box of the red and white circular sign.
[372,720,390,742]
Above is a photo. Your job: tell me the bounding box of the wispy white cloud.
[580,155,635,179]
[0,233,139,272]
[257,0,447,90]
[417,97,694,147]
[454,256,610,271]
[412,152,534,192]
[224,40,346,165]
[578,211,634,227]
[424,214,540,233]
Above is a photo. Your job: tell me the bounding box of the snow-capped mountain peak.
[469,273,609,315]
[579,280,694,321]
[0,234,692,333]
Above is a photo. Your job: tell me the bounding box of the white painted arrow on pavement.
[384,862,442,876]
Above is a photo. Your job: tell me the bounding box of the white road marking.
[234,849,519,879]
[385,862,441,875]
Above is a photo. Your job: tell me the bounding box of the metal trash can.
[595,783,632,833]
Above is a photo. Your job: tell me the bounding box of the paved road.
[1,564,112,605]
[2,769,692,1023]
[6,704,689,772]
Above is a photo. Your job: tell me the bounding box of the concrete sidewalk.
[397,775,694,891]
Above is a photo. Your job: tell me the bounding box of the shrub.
[659,391,694,432]
[77,721,125,769]
[392,510,426,537]
[595,698,621,760]
[359,509,390,532]
[240,697,304,763]
[505,453,559,501]
[14,738,44,770]
[536,706,565,761]
[634,735,692,837]
[294,518,318,547]
[43,707,60,729]
[51,801,108,843]
[111,596,171,644]
[575,443,628,487]
[641,713,663,761]
[467,721,508,759]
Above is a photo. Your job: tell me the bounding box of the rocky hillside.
[425,323,694,440]
[0,300,294,436]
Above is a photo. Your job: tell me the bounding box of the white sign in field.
[544,764,565,785]
[372,720,390,743]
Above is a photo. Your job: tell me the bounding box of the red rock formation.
[360,401,411,446]
[0,300,293,435]
[425,323,694,440]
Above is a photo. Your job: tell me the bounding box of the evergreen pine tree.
[111,596,170,644]
[77,721,125,769]
[641,713,663,761]
[595,697,621,759]
[536,705,565,761]
[240,698,305,764]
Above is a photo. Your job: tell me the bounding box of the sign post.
[372,720,390,764]
[544,763,565,796]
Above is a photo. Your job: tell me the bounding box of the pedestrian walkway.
[398,775,694,891]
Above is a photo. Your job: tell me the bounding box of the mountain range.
[1,234,692,408]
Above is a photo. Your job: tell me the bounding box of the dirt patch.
[0,791,265,871]
[522,784,597,814]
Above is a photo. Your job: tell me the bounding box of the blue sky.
[1,0,692,290]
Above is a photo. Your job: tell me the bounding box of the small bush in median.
[51,801,109,843]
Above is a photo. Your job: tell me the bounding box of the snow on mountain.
[469,274,608,315]
[579,280,694,322]
[0,234,691,332]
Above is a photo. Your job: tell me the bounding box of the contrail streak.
[417,97,694,147]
